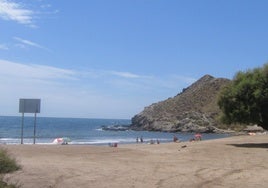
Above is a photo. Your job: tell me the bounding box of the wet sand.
[2,135,268,188]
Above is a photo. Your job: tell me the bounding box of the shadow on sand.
[228,143,268,149]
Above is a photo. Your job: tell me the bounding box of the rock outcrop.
[130,75,231,133]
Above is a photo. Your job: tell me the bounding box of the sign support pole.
[21,112,24,144]
[33,112,37,144]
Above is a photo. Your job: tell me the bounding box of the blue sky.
[0,0,267,119]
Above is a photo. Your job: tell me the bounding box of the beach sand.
[2,135,268,188]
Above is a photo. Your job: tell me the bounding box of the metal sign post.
[21,112,24,144]
[19,99,41,144]
[34,112,37,144]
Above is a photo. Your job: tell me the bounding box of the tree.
[218,63,268,130]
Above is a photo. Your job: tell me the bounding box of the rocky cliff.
[130,75,231,133]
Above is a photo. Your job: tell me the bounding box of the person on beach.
[140,136,143,143]
[149,139,154,144]
[173,135,179,142]
[194,133,202,141]
[136,137,139,143]
[189,138,195,142]
[190,133,202,142]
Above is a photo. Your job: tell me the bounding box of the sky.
[0,0,268,119]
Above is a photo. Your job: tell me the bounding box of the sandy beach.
[2,135,268,188]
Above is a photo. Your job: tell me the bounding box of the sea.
[0,116,230,145]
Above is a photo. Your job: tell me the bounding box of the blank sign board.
[19,99,41,113]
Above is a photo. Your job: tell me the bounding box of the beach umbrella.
[52,137,71,144]
[52,138,63,144]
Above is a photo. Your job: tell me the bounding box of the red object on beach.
[194,133,202,141]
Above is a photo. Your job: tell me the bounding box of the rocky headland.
[130,75,232,133]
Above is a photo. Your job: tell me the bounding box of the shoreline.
[0,132,262,148]
[0,132,233,146]
[2,134,268,188]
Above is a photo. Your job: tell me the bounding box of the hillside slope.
[130,75,231,133]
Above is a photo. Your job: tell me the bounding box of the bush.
[0,148,20,188]
[0,149,20,174]
[0,180,18,188]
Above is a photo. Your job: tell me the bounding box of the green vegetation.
[0,149,20,174]
[0,149,20,188]
[0,180,18,188]
[218,63,268,130]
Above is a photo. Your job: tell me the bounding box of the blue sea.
[0,116,229,145]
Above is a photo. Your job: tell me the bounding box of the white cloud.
[0,44,8,50]
[0,59,197,118]
[0,59,84,116]
[40,4,51,9]
[0,0,35,26]
[104,70,195,92]
[13,37,48,51]
[14,43,26,49]
[0,59,77,81]
[109,71,142,78]
[0,60,78,90]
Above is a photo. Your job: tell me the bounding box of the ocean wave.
[0,137,174,145]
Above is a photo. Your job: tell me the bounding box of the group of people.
[136,137,160,144]
[136,136,144,143]
[135,133,203,145]
[149,139,160,144]
[108,133,202,148]
[108,143,118,147]
[189,133,202,142]
[174,133,202,143]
